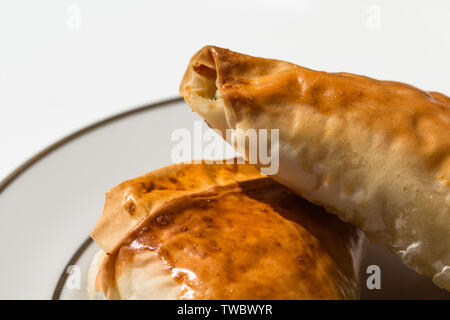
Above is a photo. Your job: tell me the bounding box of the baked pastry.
[89,162,363,299]
[91,162,261,252]
[180,46,450,291]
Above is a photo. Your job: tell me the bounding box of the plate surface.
[0,98,449,299]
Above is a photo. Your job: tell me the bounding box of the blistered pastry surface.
[95,178,363,299]
[180,46,450,290]
[91,161,261,252]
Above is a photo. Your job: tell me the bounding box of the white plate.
[0,98,448,300]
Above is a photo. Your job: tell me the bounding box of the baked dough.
[90,162,363,299]
[92,161,261,252]
[180,46,450,291]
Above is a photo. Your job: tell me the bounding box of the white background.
[1,0,449,181]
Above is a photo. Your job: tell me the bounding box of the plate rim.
[52,237,93,300]
[0,97,183,195]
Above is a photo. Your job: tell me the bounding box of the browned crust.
[96,177,363,300]
[91,160,261,253]
[180,46,450,170]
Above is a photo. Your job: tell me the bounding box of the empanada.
[180,46,450,291]
[89,162,363,299]
[91,161,261,252]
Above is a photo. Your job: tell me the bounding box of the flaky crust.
[180,46,450,291]
[94,166,363,300]
[91,161,261,252]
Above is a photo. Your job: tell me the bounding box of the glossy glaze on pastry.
[90,162,363,299]
[92,162,261,252]
[180,46,450,290]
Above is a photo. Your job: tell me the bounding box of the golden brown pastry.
[180,46,450,291]
[92,162,261,252]
[89,162,363,299]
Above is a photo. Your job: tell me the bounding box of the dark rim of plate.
[0,97,183,299]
